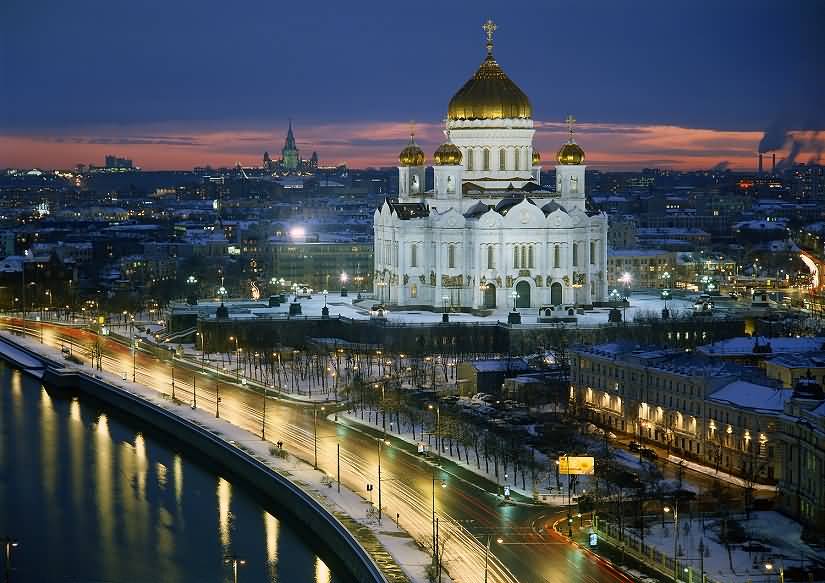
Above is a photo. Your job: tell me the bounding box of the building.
[607,249,675,288]
[373,21,609,310]
[263,121,320,174]
[456,357,530,396]
[571,340,825,534]
[270,235,373,291]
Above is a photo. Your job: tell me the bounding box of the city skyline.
[2,0,823,171]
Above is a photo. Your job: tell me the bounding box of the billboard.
[558,456,594,475]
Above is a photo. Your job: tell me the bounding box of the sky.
[1,0,823,171]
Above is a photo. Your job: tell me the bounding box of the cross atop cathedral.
[565,114,577,142]
[483,19,497,55]
[409,119,416,141]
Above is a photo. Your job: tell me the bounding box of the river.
[0,362,350,582]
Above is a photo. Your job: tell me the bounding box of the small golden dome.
[557,142,585,165]
[447,55,532,121]
[433,142,462,166]
[532,150,541,166]
[399,136,425,166]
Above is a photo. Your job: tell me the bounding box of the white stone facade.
[373,30,609,311]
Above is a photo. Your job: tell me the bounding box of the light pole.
[664,498,680,580]
[620,272,632,321]
[229,336,240,381]
[340,272,348,296]
[428,403,440,457]
[313,404,326,469]
[484,535,504,583]
[216,382,221,418]
[765,557,785,583]
[132,339,137,382]
[261,385,267,441]
[377,437,391,523]
[223,555,246,583]
[431,470,447,581]
[3,537,19,583]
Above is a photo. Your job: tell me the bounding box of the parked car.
[628,440,642,452]
[640,447,657,460]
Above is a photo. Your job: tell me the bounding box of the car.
[628,440,642,452]
[640,447,657,460]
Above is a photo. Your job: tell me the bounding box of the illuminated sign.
[558,456,595,475]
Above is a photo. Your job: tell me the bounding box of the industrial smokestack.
[772,153,776,174]
[758,152,763,174]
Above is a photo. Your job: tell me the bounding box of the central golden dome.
[447,55,532,121]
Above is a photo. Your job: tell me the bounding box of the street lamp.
[3,537,19,583]
[223,555,246,583]
[765,557,785,583]
[431,470,447,582]
[228,336,240,381]
[428,403,441,457]
[664,499,680,580]
[313,404,326,469]
[340,272,348,296]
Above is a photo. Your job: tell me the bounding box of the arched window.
[487,245,495,269]
[528,245,535,268]
[554,244,560,268]
[410,244,418,268]
[448,244,456,269]
[572,243,579,266]
[570,175,579,193]
[446,175,455,194]
[513,245,520,268]
[411,174,420,193]
[483,148,491,171]
[410,284,417,298]
[466,149,474,171]
[514,148,520,171]
[499,149,506,170]
[590,241,596,265]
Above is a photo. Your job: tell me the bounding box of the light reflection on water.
[0,364,350,582]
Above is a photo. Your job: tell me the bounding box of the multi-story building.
[571,340,825,534]
[606,249,675,288]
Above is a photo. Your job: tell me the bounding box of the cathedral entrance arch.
[515,281,531,308]
[550,282,563,306]
[483,283,496,309]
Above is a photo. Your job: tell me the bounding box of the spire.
[565,114,577,143]
[482,19,497,57]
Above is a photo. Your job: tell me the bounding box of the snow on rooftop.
[699,336,825,357]
[709,380,792,412]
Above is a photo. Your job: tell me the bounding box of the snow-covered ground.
[174,291,701,327]
[615,511,825,583]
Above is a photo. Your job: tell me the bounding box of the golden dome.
[447,55,532,121]
[399,135,425,166]
[532,149,541,166]
[433,142,462,165]
[557,142,585,165]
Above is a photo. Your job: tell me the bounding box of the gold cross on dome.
[483,19,497,54]
[409,119,416,140]
[565,114,577,141]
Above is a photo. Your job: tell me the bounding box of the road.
[2,317,635,583]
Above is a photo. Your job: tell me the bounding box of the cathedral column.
[473,242,482,308]
[434,236,443,310]
[397,238,407,306]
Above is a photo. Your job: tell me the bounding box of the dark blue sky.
[1,0,822,133]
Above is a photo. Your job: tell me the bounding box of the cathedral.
[373,20,609,311]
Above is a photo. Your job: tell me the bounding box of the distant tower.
[281,120,300,171]
[398,131,425,199]
[310,151,319,169]
[758,152,763,174]
[555,115,586,211]
[432,137,463,200]
[772,153,776,174]
[263,151,272,171]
